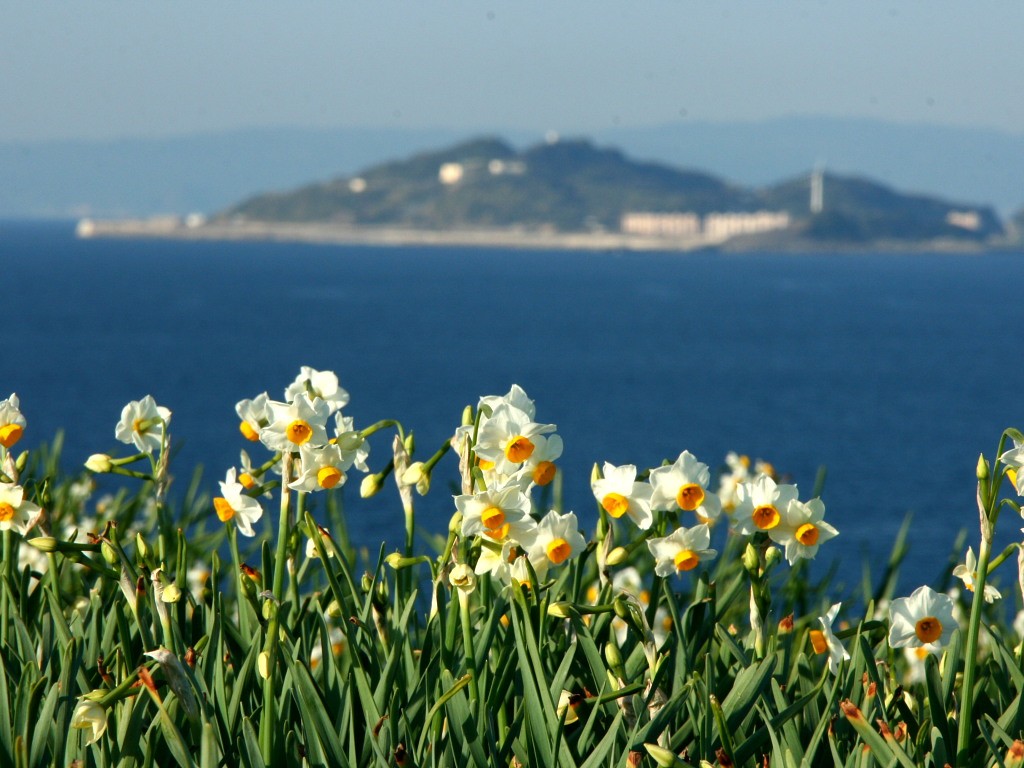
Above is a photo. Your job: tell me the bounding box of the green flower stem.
[986,541,1020,573]
[957,442,1004,768]
[227,526,250,639]
[358,419,399,439]
[261,452,294,765]
[458,590,479,702]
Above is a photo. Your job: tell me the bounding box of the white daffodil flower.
[479,384,536,421]
[0,482,42,535]
[259,393,330,452]
[289,444,354,493]
[284,366,349,414]
[809,603,850,674]
[0,393,26,449]
[71,697,107,745]
[649,451,722,524]
[1000,438,1024,496]
[953,547,1001,602]
[473,403,557,476]
[732,474,799,537]
[305,526,337,559]
[456,481,534,543]
[526,510,587,573]
[115,395,171,454]
[716,452,751,511]
[777,497,839,564]
[235,392,270,442]
[522,434,563,488]
[591,462,654,530]
[647,524,717,577]
[888,585,958,652]
[213,468,263,537]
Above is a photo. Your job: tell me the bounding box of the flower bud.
[547,601,577,619]
[644,744,683,767]
[742,543,760,575]
[15,451,27,473]
[977,453,990,481]
[135,532,149,560]
[461,405,474,426]
[360,473,384,498]
[27,536,58,553]
[258,651,271,680]
[764,546,783,570]
[101,541,120,565]
[326,599,342,618]
[403,432,415,454]
[85,454,113,473]
[606,546,628,566]
[448,511,463,534]
[604,641,626,680]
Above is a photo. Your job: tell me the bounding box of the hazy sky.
[2,2,1021,142]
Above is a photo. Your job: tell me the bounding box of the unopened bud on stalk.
[27,536,58,553]
[606,546,628,566]
[547,601,576,619]
[15,451,27,472]
[101,541,119,565]
[360,473,384,498]
[742,543,760,575]
[448,511,463,534]
[764,546,782,570]
[644,744,684,767]
[401,461,431,495]
[604,642,626,680]
[135,533,149,560]
[326,599,342,618]
[403,432,415,454]
[384,552,429,569]
[461,405,473,426]
[85,454,113,473]
[977,453,990,481]
[257,651,271,680]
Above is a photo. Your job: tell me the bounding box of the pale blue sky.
[2,2,1021,142]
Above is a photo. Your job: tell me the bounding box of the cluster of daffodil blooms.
[10,373,1024,767]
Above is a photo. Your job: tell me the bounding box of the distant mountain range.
[2,117,1023,223]
[221,136,1004,245]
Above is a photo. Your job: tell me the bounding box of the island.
[78,136,1009,252]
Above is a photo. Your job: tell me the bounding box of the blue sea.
[3,219,1023,592]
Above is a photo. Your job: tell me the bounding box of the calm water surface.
[3,220,1023,590]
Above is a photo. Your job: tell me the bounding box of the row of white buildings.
[620,211,792,242]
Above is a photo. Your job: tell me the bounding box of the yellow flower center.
[914,647,930,660]
[532,461,556,486]
[915,616,942,644]
[239,472,256,489]
[0,424,23,448]
[477,457,496,471]
[286,419,313,445]
[239,421,260,441]
[809,629,828,654]
[504,436,535,463]
[481,506,506,531]
[601,492,630,518]
[796,523,819,546]
[214,497,235,522]
[546,537,572,565]
[673,549,700,571]
[317,466,343,489]
[752,504,780,530]
[0,502,15,522]
[676,483,705,511]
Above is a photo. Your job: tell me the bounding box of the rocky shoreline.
[74,217,1007,254]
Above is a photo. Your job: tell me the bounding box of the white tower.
[810,164,824,214]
